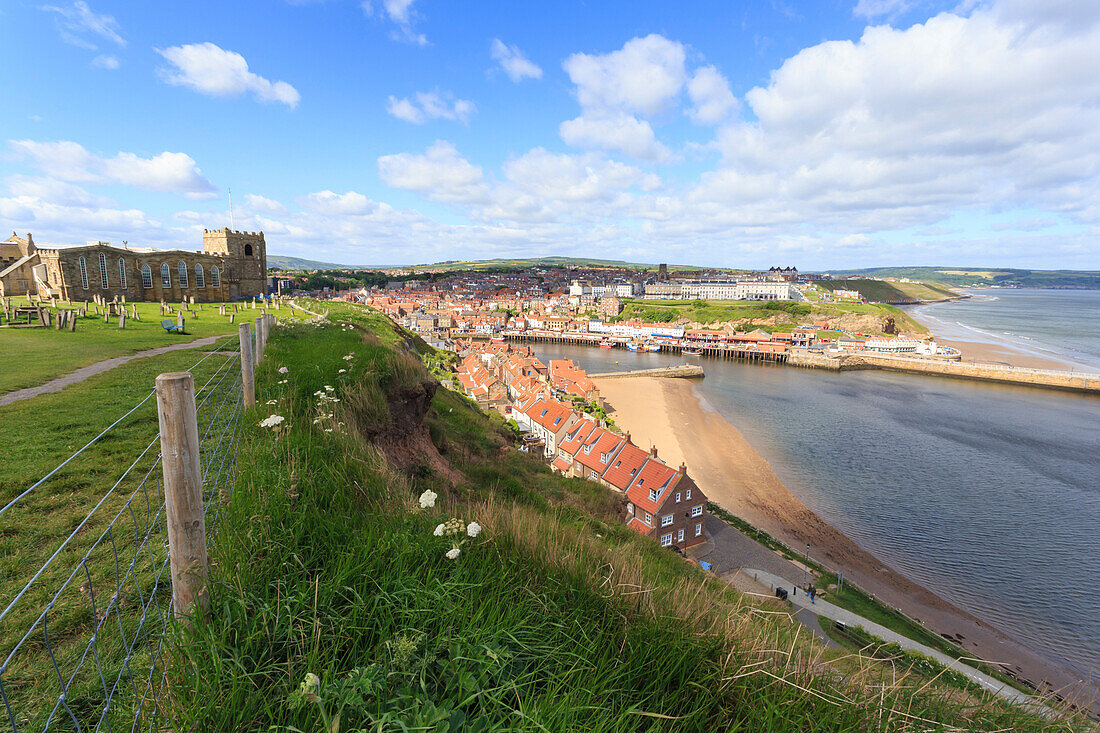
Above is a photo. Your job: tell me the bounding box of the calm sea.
[911,288,1100,371]
[532,335,1100,679]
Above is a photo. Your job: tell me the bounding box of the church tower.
[202,227,267,298]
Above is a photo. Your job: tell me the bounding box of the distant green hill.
[839,267,1100,289]
[407,256,730,272]
[268,255,360,270]
[818,279,958,304]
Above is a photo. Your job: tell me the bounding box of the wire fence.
[0,332,248,732]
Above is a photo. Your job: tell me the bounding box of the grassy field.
[158,303,1077,731]
[615,298,812,325]
[0,334,245,729]
[0,298,300,394]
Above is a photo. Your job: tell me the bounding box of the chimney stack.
[625,431,631,443]
[678,462,687,475]
[650,446,658,458]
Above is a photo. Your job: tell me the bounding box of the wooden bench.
[161,319,184,333]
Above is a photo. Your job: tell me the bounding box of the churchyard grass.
[0,299,300,395]
[0,338,243,728]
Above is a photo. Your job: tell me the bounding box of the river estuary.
[531,339,1100,682]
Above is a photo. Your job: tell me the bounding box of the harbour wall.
[590,365,705,379]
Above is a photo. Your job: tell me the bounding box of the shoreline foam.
[593,374,1098,709]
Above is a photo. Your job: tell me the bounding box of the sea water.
[532,340,1100,680]
[911,288,1100,371]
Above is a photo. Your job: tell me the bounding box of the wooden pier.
[498,331,789,364]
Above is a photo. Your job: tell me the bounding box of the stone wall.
[841,353,1100,393]
[202,229,267,300]
[37,245,234,303]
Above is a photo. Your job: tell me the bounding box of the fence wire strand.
[0,330,253,732]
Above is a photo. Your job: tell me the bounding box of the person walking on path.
[808,583,817,604]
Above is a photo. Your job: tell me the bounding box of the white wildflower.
[259,414,284,428]
[433,523,446,536]
[418,489,437,509]
[277,366,289,374]
[445,546,460,560]
[466,522,481,538]
[278,379,288,384]
[266,399,277,405]
[324,385,334,392]
[338,369,347,374]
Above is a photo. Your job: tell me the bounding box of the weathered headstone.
[118,313,126,329]
[176,313,185,332]
[69,312,77,331]
[56,311,64,330]
[229,312,235,324]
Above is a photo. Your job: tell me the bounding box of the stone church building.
[0,228,267,302]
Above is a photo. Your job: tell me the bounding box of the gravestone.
[56,311,64,330]
[118,313,126,329]
[229,313,235,324]
[69,312,77,331]
[176,313,185,332]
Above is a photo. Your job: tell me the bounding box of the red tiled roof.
[626,516,652,535]
[572,427,624,473]
[551,456,571,472]
[527,399,575,433]
[624,458,683,515]
[558,418,597,455]
[601,442,650,491]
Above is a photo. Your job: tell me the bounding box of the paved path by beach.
[744,567,1040,710]
[0,336,225,407]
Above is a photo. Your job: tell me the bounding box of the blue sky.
[1,0,1098,269]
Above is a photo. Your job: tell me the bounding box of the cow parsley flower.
[266,399,277,405]
[277,366,289,374]
[466,522,481,538]
[324,385,334,392]
[259,414,285,428]
[445,546,460,560]
[433,523,446,536]
[418,489,437,509]
[338,369,347,374]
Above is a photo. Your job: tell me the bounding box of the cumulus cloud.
[563,34,687,115]
[687,66,737,125]
[156,43,300,109]
[385,90,475,124]
[361,0,428,46]
[559,113,669,161]
[852,0,916,19]
[378,141,488,203]
[302,190,378,216]
[490,39,542,82]
[244,194,285,213]
[9,139,217,197]
[41,1,125,50]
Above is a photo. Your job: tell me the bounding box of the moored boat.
[645,342,661,352]
[682,349,702,356]
[599,340,613,348]
[626,342,640,352]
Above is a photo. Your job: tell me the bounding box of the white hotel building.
[643,280,794,301]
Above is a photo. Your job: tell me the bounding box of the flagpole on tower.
[228,187,235,229]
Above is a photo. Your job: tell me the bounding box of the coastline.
[594,374,1096,705]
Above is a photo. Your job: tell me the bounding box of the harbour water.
[532,341,1100,681]
[911,289,1100,371]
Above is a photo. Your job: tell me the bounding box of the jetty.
[790,351,1100,394]
[500,331,788,364]
[590,364,704,379]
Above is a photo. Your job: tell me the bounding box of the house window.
[675,492,681,503]
[686,489,692,500]
[695,523,703,536]
[677,529,684,543]
[644,512,652,525]
[649,489,660,503]
[78,257,89,289]
[244,243,253,256]
[211,265,220,287]
[660,533,673,547]
[661,514,674,527]
[141,264,152,289]
[195,263,205,287]
[626,502,634,515]
[161,263,171,287]
[118,258,126,289]
[691,505,704,517]
[178,260,189,288]
[97,252,108,289]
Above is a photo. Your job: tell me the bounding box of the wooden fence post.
[239,323,255,408]
[254,316,264,363]
[155,372,210,622]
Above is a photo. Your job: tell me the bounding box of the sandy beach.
[939,337,1088,371]
[594,374,1097,707]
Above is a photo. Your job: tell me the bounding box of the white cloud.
[378,141,487,203]
[559,113,669,161]
[156,43,300,109]
[361,0,427,46]
[91,54,119,69]
[687,66,738,125]
[302,190,377,216]
[10,139,217,196]
[42,1,125,49]
[562,34,687,115]
[386,91,475,124]
[853,0,916,19]
[244,194,285,213]
[490,39,542,82]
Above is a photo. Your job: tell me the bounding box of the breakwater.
[786,351,1100,393]
[590,364,704,379]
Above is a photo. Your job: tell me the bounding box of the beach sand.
[595,374,1097,707]
[939,337,1087,371]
